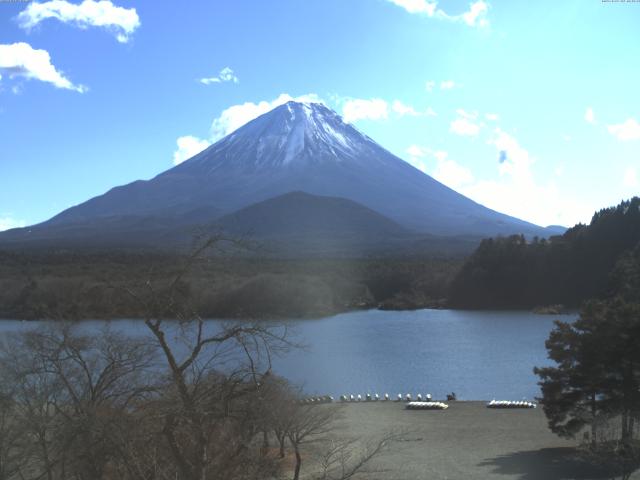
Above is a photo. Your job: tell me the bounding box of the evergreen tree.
[534,301,611,444]
[535,298,640,447]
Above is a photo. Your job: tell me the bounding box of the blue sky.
[1,0,639,231]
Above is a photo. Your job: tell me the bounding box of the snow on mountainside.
[175,101,387,172]
[3,101,556,247]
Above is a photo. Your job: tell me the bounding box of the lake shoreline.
[0,309,576,401]
[0,302,580,322]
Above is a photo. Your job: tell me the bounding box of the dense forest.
[0,250,462,320]
[449,197,640,309]
[4,197,640,319]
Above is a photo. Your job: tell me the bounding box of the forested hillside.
[0,252,461,320]
[449,197,640,309]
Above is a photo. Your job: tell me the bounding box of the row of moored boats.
[298,395,537,410]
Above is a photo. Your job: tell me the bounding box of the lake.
[272,309,576,401]
[0,309,576,401]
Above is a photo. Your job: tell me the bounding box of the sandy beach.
[316,401,640,480]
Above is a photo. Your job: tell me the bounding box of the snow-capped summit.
[11,100,553,243]
[176,101,383,173]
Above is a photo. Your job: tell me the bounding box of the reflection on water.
[271,309,576,400]
[0,309,576,400]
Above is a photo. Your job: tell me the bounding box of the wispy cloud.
[456,108,478,120]
[623,166,638,188]
[440,80,456,90]
[392,100,419,116]
[608,118,640,141]
[0,42,86,92]
[426,79,458,92]
[584,106,596,125]
[460,1,489,27]
[405,145,474,189]
[387,0,437,15]
[172,135,211,165]
[386,0,490,28]
[199,66,239,85]
[392,100,436,117]
[450,114,480,136]
[0,216,26,232]
[342,98,388,123]
[409,128,590,226]
[462,128,589,226]
[17,0,140,43]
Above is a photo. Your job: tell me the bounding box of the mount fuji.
[0,101,561,252]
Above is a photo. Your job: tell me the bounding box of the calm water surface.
[0,309,576,401]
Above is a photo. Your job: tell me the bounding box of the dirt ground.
[309,401,640,480]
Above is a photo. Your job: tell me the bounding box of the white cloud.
[392,100,419,117]
[462,128,590,226]
[17,0,140,43]
[0,42,86,92]
[406,144,429,158]
[432,151,474,189]
[409,129,591,226]
[0,216,26,232]
[342,98,388,123]
[623,167,638,187]
[462,177,588,227]
[392,100,436,117]
[490,128,533,178]
[210,93,322,141]
[405,144,431,173]
[173,135,210,165]
[584,106,596,125]
[405,145,473,189]
[485,112,499,121]
[199,66,239,85]
[461,0,489,27]
[426,79,458,91]
[450,117,480,136]
[456,108,478,120]
[386,0,489,27]
[387,0,436,15]
[608,118,640,141]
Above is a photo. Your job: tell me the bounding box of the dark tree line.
[0,249,462,320]
[449,197,640,309]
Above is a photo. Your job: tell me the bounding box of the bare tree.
[0,324,157,480]
[121,236,295,480]
[0,388,28,480]
[286,404,340,480]
[312,432,404,480]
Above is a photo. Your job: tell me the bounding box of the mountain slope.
[217,191,411,239]
[1,101,556,252]
[212,191,418,256]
